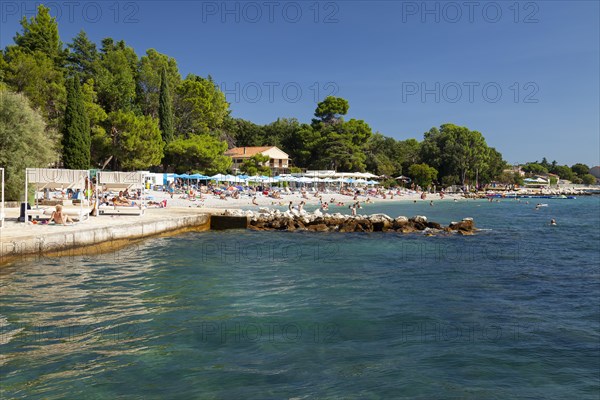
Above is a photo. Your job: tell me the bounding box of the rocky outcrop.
[448,218,475,235]
[243,209,476,235]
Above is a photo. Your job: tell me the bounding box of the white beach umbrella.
[211,174,227,181]
[361,172,379,178]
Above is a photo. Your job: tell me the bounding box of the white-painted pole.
[24,168,29,224]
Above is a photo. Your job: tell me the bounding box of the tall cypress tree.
[62,77,90,169]
[158,66,174,143]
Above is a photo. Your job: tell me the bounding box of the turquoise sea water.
[1,197,599,399]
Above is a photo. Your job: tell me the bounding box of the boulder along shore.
[225,209,476,235]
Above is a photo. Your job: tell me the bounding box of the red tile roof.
[225,146,276,158]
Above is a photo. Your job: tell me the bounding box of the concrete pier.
[0,208,214,266]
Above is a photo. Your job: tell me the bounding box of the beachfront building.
[503,165,525,176]
[225,146,290,175]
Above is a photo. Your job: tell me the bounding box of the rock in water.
[246,211,476,235]
[449,218,475,233]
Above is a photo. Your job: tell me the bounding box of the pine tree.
[158,66,174,143]
[66,30,98,81]
[14,4,65,65]
[62,78,90,169]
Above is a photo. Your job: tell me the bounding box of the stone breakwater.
[224,209,476,234]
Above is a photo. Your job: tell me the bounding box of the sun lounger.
[97,204,144,216]
[41,207,92,221]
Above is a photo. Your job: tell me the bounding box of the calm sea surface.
[1,197,599,399]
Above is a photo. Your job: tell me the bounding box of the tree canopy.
[165,134,231,174]
[0,90,58,200]
[61,77,90,169]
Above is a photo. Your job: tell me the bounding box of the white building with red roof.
[224,146,290,174]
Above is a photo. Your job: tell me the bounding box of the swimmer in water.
[550,219,557,226]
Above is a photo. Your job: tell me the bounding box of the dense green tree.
[479,147,506,184]
[231,118,265,147]
[0,57,7,89]
[522,162,548,174]
[280,124,320,168]
[365,133,402,176]
[571,163,590,177]
[2,48,66,129]
[0,90,58,200]
[309,97,372,171]
[96,42,138,112]
[340,119,372,146]
[165,134,231,174]
[550,165,576,182]
[138,49,180,117]
[438,125,486,185]
[581,174,596,185]
[106,110,164,170]
[498,171,524,185]
[408,163,438,189]
[317,127,368,171]
[81,79,110,167]
[240,154,271,176]
[396,138,421,173]
[62,78,90,169]
[174,74,229,137]
[158,67,174,144]
[66,30,98,81]
[313,96,349,125]
[419,124,502,186]
[419,127,441,163]
[100,38,116,53]
[262,118,303,148]
[13,5,65,65]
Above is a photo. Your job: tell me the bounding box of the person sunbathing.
[147,200,167,208]
[112,192,131,206]
[98,195,111,206]
[48,205,73,225]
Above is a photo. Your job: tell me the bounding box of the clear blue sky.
[2,1,599,166]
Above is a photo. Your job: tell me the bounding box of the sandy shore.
[150,189,462,210]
